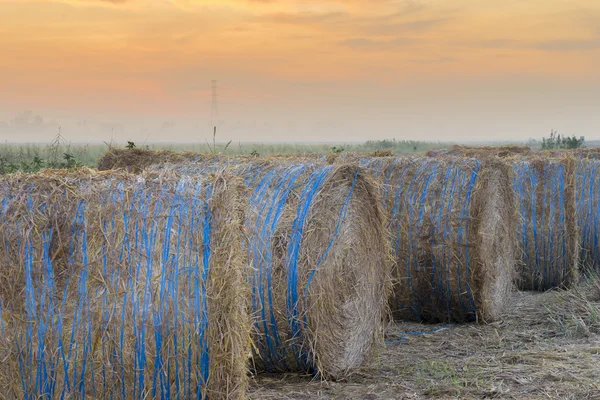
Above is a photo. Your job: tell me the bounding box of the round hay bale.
[145,158,392,378]
[0,170,250,399]
[362,156,517,323]
[512,156,579,290]
[577,159,600,273]
[242,162,390,379]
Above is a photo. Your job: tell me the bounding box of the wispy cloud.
[454,39,520,49]
[254,11,347,25]
[453,37,600,52]
[340,37,418,50]
[408,56,457,64]
[534,38,600,51]
[362,17,451,36]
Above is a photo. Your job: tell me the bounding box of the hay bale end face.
[513,156,579,291]
[0,170,250,400]
[243,163,391,379]
[363,157,517,323]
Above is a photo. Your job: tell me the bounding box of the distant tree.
[541,130,584,150]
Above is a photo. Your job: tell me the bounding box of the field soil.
[248,284,600,399]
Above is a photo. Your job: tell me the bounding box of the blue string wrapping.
[109,156,387,377]
[242,162,375,375]
[0,174,240,399]
[576,159,600,273]
[360,157,497,323]
[512,158,578,290]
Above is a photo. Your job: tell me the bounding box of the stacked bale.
[99,150,392,379]
[426,145,531,158]
[0,169,250,399]
[361,157,517,323]
[513,156,579,290]
[576,159,600,273]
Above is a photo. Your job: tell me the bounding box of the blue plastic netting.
[152,160,363,373]
[361,157,480,322]
[576,159,600,272]
[245,163,358,372]
[513,160,572,290]
[1,176,219,399]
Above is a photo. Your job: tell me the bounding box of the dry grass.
[248,283,600,399]
[425,145,532,158]
[97,148,206,172]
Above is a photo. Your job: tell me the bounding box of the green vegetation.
[541,129,585,150]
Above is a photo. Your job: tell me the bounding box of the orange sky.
[0,0,599,142]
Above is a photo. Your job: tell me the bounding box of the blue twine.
[244,163,359,372]
[512,160,569,289]
[9,177,217,399]
[364,158,479,322]
[385,323,454,345]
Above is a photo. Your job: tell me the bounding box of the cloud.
[408,56,457,64]
[362,17,451,36]
[254,11,347,25]
[396,0,426,15]
[455,39,520,49]
[340,37,418,50]
[534,39,600,52]
[453,37,600,53]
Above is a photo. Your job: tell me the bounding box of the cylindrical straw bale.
[577,159,600,273]
[125,153,392,379]
[512,156,579,290]
[0,169,250,399]
[242,162,390,379]
[100,149,392,378]
[576,159,600,274]
[361,156,517,323]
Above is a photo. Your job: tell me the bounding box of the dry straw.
[0,168,250,399]
[361,156,517,323]
[512,156,579,290]
[576,159,600,273]
[241,162,390,379]
[98,149,392,379]
[425,145,532,158]
[97,148,207,173]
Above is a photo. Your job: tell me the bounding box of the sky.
[0,0,599,143]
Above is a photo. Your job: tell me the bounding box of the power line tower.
[210,80,218,133]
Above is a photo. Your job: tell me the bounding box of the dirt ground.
[248,284,600,399]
